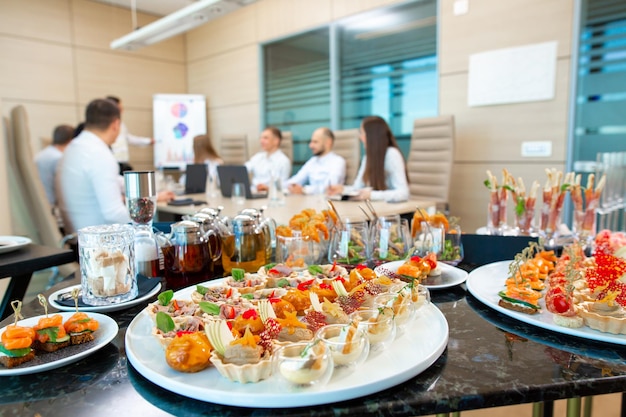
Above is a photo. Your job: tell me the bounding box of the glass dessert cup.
[328,220,370,271]
[373,292,416,333]
[349,308,396,353]
[370,215,411,267]
[272,341,334,390]
[390,282,431,317]
[276,232,323,270]
[314,324,369,371]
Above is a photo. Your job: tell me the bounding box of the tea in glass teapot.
[220,214,268,274]
[184,209,226,276]
[238,207,277,263]
[160,220,220,290]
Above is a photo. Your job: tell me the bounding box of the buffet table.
[1,270,624,417]
[156,193,435,225]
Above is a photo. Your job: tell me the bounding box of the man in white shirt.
[106,95,154,172]
[35,124,74,207]
[57,98,173,233]
[286,127,346,195]
[244,127,291,192]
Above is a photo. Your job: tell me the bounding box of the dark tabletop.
[1,271,625,417]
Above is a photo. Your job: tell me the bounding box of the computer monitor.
[216,165,267,199]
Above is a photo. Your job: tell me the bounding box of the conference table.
[156,193,435,225]
[1,257,624,416]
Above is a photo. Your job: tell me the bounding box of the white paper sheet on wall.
[467,41,558,107]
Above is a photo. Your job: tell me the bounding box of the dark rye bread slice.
[0,350,35,368]
[498,298,539,315]
[69,332,94,346]
[33,339,70,353]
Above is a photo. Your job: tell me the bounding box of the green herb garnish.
[241,293,254,300]
[156,311,175,333]
[264,263,277,271]
[276,278,289,288]
[498,291,540,310]
[158,290,174,306]
[196,285,209,296]
[198,301,220,315]
[308,265,323,275]
[232,268,245,282]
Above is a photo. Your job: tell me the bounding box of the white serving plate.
[0,236,32,255]
[125,278,449,408]
[49,282,162,313]
[375,260,468,289]
[0,312,118,376]
[466,260,626,345]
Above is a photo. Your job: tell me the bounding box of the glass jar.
[79,224,137,306]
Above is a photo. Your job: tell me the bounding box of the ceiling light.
[110,0,255,50]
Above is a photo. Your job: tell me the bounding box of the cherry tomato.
[552,294,570,314]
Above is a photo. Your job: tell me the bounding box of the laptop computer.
[184,163,208,194]
[217,165,268,199]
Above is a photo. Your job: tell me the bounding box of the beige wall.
[439,0,574,231]
[0,0,186,233]
[186,0,576,232]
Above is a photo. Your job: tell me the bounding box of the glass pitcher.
[220,214,267,274]
[161,220,218,290]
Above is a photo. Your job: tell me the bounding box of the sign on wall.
[153,94,207,169]
[468,41,558,107]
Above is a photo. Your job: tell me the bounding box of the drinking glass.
[79,224,137,306]
[328,219,370,270]
[370,215,412,267]
[276,232,322,269]
[231,182,246,205]
[411,221,444,258]
[440,224,464,265]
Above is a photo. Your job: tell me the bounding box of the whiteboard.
[153,94,206,169]
[468,41,557,107]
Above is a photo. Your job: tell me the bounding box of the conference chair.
[280,131,294,161]
[10,105,77,281]
[219,134,249,165]
[333,129,361,185]
[2,116,39,241]
[407,115,455,212]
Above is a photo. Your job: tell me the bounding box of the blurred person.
[193,133,223,180]
[244,126,291,192]
[35,124,74,207]
[286,127,346,195]
[328,116,409,202]
[106,95,154,173]
[57,98,173,233]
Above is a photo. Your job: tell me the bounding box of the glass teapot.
[160,220,220,290]
[183,209,226,276]
[238,207,277,263]
[220,214,268,274]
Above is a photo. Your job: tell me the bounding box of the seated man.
[286,127,346,195]
[35,124,74,208]
[56,98,172,232]
[244,126,291,192]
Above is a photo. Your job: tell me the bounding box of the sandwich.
[64,312,99,345]
[33,314,70,352]
[0,324,36,368]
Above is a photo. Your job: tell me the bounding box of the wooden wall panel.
[440,61,570,163]
[207,103,261,157]
[0,0,72,44]
[75,49,186,109]
[187,5,257,62]
[3,101,79,154]
[71,0,186,63]
[187,45,259,108]
[450,162,566,233]
[0,37,76,103]
[256,0,332,43]
[0,100,10,234]
[439,0,574,75]
[331,0,403,20]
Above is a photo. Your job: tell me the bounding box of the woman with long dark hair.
[329,116,409,202]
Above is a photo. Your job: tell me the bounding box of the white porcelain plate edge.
[374,261,468,289]
[466,260,626,345]
[48,282,162,313]
[0,236,32,254]
[125,278,449,408]
[0,312,118,376]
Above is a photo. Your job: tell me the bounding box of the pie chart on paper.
[172,122,189,139]
[170,102,188,118]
